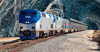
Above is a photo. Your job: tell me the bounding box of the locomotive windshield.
[29,12,37,15]
[20,12,28,15]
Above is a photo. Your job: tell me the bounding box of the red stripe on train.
[63,24,70,25]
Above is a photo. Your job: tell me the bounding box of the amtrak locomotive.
[18,9,87,40]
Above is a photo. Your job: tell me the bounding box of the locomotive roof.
[39,11,64,20]
[19,9,87,26]
[20,9,38,12]
[70,18,87,26]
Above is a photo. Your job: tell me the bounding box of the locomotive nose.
[24,15,37,24]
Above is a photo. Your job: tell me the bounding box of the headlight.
[28,21,29,23]
[25,21,27,23]
[33,24,34,26]
[20,24,22,26]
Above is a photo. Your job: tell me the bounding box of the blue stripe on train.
[63,25,70,27]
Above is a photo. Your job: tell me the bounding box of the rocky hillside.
[0,0,100,38]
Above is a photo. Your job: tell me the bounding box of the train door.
[41,13,50,30]
[48,15,54,30]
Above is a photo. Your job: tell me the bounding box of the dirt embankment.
[92,30,100,49]
[0,37,19,42]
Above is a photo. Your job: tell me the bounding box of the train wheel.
[54,30,57,35]
[34,37,37,40]
[45,35,47,38]
[68,30,71,33]
[55,30,57,35]
[77,29,78,32]
[36,37,38,40]
[74,30,75,32]
[39,31,43,38]
[62,30,64,35]
[44,33,47,38]
[60,30,61,35]
[60,30,63,35]
[42,31,45,38]
[53,31,55,36]
[51,31,53,36]
[47,33,49,37]
[63,31,65,34]
[39,31,41,38]
[49,31,51,36]
[49,31,53,36]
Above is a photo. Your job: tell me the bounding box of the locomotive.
[18,9,87,40]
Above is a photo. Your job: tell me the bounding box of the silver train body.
[18,9,87,39]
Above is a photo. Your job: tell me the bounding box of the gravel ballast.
[18,30,99,52]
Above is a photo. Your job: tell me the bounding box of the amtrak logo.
[25,16,30,18]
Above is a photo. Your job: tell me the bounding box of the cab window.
[29,12,37,15]
[20,12,28,15]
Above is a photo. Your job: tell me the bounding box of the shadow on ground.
[88,39,95,42]
[88,49,100,51]
[88,38,100,51]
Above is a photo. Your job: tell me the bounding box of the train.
[18,9,87,40]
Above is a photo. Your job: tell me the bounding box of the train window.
[29,12,37,15]
[42,13,46,17]
[20,12,27,15]
[51,24,53,28]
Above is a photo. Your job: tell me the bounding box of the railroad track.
[0,34,62,52]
